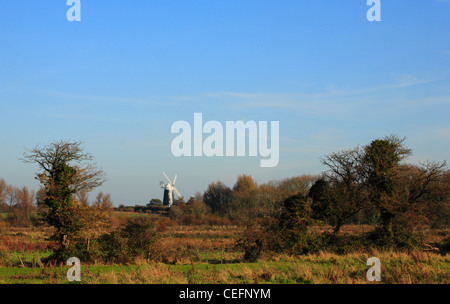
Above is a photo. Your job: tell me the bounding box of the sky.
[0,0,449,206]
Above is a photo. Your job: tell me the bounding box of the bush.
[235,195,315,261]
[98,232,130,263]
[6,210,33,227]
[181,214,196,225]
[235,222,272,262]
[318,233,369,255]
[364,222,423,250]
[121,216,159,260]
[270,194,313,254]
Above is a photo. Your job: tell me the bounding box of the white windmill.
[160,172,182,207]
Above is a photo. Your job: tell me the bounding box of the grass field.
[0,218,449,284]
[1,251,448,284]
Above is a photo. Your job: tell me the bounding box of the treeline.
[234,135,450,260]
[168,137,449,233]
[312,137,450,233]
[167,175,317,225]
[0,179,37,227]
[111,134,449,247]
[0,177,116,229]
[6,136,449,263]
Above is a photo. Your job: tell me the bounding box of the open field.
[1,251,449,284]
[0,221,449,284]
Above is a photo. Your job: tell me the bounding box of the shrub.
[274,194,313,254]
[121,216,159,260]
[235,222,272,262]
[181,214,196,225]
[98,231,130,263]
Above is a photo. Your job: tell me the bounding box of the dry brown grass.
[84,263,189,284]
[81,250,449,284]
[0,227,56,253]
[0,222,448,284]
[308,224,376,236]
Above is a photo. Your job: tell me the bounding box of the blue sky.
[1,0,449,205]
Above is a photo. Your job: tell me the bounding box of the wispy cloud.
[197,74,440,116]
[431,126,450,141]
[202,91,351,117]
[408,95,450,107]
[381,74,438,89]
[32,89,166,107]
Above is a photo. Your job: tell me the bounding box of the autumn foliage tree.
[202,181,232,216]
[203,175,317,222]
[23,140,106,259]
[230,174,259,220]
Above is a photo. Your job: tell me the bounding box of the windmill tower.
[160,172,182,207]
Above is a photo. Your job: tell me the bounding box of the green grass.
[1,252,448,284]
[0,250,52,267]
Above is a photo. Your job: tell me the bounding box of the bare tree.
[6,185,18,211]
[258,175,317,219]
[7,186,36,227]
[93,192,113,213]
[320,148,370,235]
[395,161,449,228]
[76,191,90,206]
[0,178,7,211]
[23,140,105,197]
[399,161,448,205]
[16,186,36,212]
